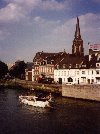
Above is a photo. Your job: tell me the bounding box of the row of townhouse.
[26,53,100,84]
[25,50,100,84]
[26,63,100,84]
[54,67,100,85]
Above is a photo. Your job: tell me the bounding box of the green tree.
[9,61,26,79]
[0,61,8,79]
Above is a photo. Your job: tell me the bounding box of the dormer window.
[96,63,100,67]
[34,62,38,65]
[69,64,72,68]
[82,64,86,68]
[96,70,99,74]
[51,60,54,64]
[63,64,66,69]
[57,65,59,69]
[76,64,79,68]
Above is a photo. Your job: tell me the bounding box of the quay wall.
[62,84,100,101]
[0,79,61,94]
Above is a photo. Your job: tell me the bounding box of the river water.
[0,88,100,134]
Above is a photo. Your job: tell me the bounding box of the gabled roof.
[33,51,87,69]
[54,54,84,69]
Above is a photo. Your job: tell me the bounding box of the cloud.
[40,0,67,11]
[33,16,61,27]
[0,0,70,24]
[0,1,100,62]
[53,13,100,38]
[4,0,68,11]
[0,3,25,23]
[51,13,100,53]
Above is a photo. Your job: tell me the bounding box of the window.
[77,71,79,75]
[97,64,99,67]
[63,64,66,69]
[76,64,79,68]
[64,78,65,82]
[91,79,94,83]
[64,71,66,76]
[81,77,86,83]
[69,64,72,68]
[68,71,69,76]
[68,77,73,82]
[82,71,85,74]
[82,64,86,67]
[92,70,93,74]
[96,70,99,74]
[58,71,60,76]
[88,70,89,75]
[61,71,63,76]
[57,65,59,69]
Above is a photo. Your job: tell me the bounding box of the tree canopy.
[0,61,8,79]
[9,61,26,79]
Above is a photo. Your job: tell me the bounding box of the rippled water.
[0,88,100,134]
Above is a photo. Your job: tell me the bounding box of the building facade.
[54,68,100,84]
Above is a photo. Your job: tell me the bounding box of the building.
[31,17,85,82]
[72,17,84,56]
[54,54,100,84]
[25,62,34,81]
[26,17,100,84]
[54,67,100,85]
[53,18,100,85]
[89,44,100,61]
[33,52,63,81]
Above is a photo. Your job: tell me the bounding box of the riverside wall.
[0,79,61,94]
[62,84,100,101]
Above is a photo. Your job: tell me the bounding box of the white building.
[54,67,100,84]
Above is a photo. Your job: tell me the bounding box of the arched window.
[68,77,73,82]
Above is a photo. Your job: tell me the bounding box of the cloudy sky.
[0,0,100,63]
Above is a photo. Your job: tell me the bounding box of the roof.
[26,62,34,71]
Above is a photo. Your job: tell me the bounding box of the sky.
[0,0,100,63]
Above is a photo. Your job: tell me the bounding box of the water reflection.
[0,88,100,134]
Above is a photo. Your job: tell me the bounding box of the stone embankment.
[0,79,61,94]
[62,84,100,101]
[1,79,100,101]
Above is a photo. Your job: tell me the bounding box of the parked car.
[38,77,54,84]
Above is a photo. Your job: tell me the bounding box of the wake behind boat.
[19,93,53,108]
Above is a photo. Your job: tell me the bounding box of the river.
[0,88,100,134]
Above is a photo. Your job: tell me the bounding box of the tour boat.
[19,94,53,108]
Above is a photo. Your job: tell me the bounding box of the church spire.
[72,17,84,56]
[75,17,81,39]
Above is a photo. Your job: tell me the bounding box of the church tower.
[72,17,84,56]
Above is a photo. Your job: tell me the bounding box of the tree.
[9,61,26,79]
[0,61,8,79]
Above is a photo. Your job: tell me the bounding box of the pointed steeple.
[75,17,81,39]
[72,17,84,56]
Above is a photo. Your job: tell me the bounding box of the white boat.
[19,94,52,108]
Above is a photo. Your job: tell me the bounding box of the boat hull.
[19,96,51,108]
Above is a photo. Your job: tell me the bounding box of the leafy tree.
[0,61,8,79]
[9,61,26,79]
